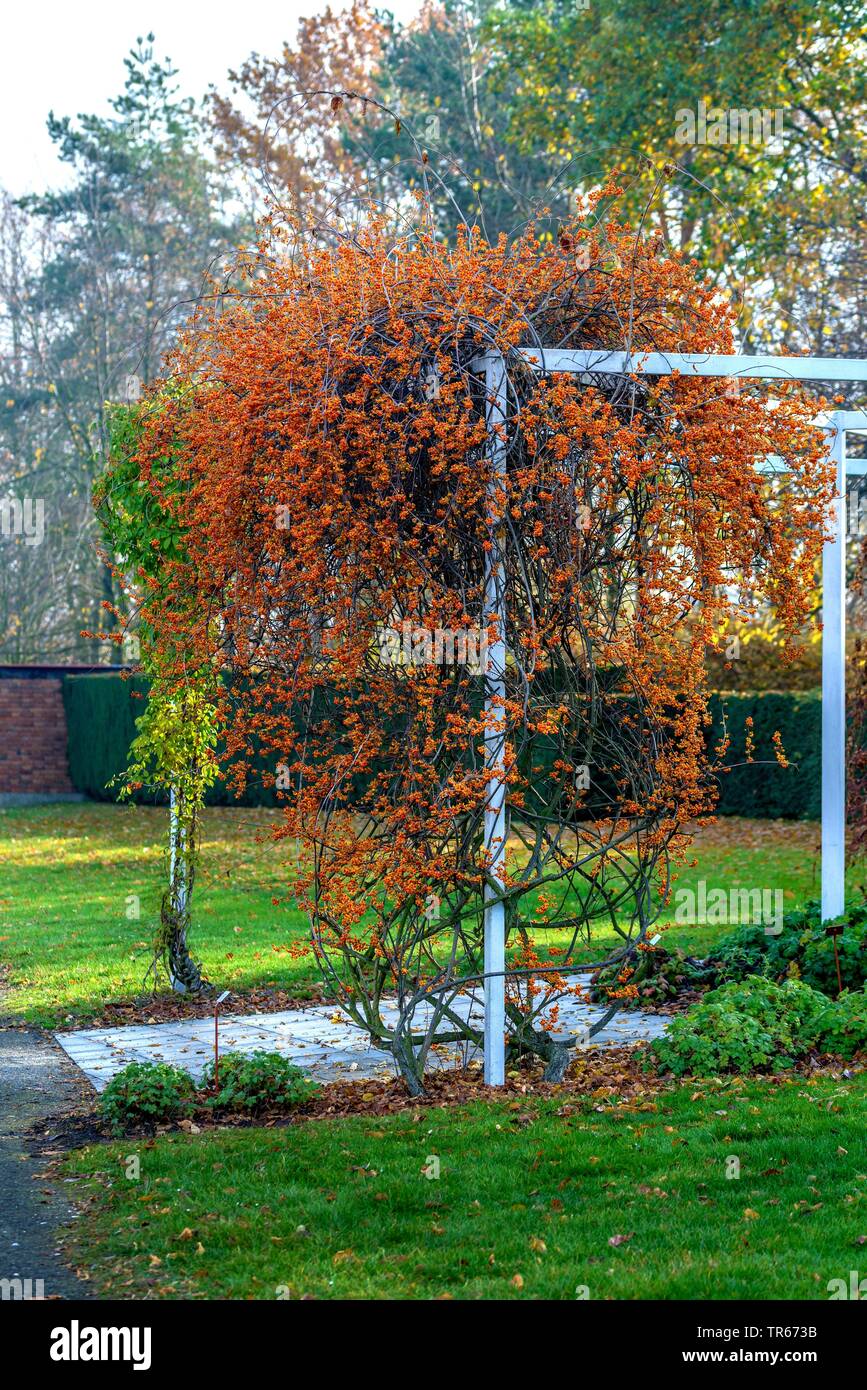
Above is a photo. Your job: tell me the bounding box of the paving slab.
[55,980,669,1091]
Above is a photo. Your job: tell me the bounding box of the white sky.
[0,0,420,196]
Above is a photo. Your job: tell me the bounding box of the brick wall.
[0,676,76,795]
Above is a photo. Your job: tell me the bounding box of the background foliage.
[3,4,866,666]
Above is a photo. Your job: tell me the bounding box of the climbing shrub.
[105,161,833,1093]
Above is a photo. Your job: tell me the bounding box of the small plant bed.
[84,1029,866,1143]
[61,1070,867,1300]
[99,1052,320,1136]
[89,1046,672,1138]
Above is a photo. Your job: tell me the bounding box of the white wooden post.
[483,354,507,1085]
[821,415,846,922]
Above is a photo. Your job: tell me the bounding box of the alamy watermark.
[50,1321,152,1370]
[675,100,785,147]
[0,495,45,546]
[1,1277,45,1300]
[673,879,783,934]
[124,373,142,404]
[827,1270,866,1300]
[848,482,867,538]
[378,620,488,675]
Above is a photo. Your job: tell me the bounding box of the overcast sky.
[0,0,419,195]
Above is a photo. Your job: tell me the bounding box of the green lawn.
[0,803,320,1026]
[62,1072,867,1300]
[0,804,858,1027]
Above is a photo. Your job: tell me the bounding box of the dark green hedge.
[61,674,277,806]
[708,691,821,820]
[62,674,155,802]
[63,674,823,818]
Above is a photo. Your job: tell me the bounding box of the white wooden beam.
[485,349,867,383]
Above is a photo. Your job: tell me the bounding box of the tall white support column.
[821,415,846,922]
[483,354,507,1086]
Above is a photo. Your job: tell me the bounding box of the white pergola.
[479,349,867,1086]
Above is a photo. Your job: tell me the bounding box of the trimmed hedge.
[61,674,277,806]
[62,674,155,802]
[707,690,821,820]
[63,674,825,817]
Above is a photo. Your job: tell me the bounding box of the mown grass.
[0,804,856,1027]
[0,804,319,1026]
[62,1072,867,1300]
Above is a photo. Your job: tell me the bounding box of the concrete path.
[0,1029,91,1300]
[55,984,669,1090]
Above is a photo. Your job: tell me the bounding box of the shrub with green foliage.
[99,1061,194,1135]
[807,986,867,1059]
[201,1051,318,1111]
[707,902,867,996]
[649,977,828,1077]
[704,921,777,982]
[801,918,867,996]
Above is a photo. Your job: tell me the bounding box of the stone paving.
[55,980,669,1091]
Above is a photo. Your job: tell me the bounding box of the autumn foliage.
[105,183,835,1089]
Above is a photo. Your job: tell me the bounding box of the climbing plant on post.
[108,175,834,1089]
[121,681,219,993]
[96,395,221,995]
